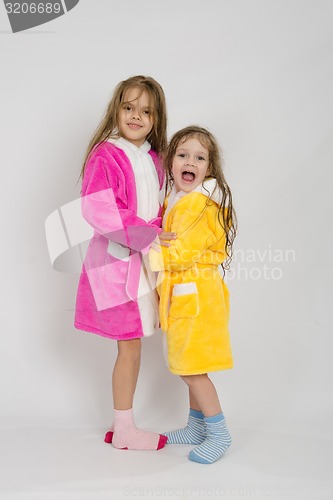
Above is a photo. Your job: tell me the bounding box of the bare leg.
[162,378,210,445]
[112,339,141,410]
[182,374,222,417]
[109,338,167,451]
[104,339,141,442]
[189,388,202,412]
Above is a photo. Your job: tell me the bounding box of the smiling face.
[118,87,154,147]
[172,136,210,193]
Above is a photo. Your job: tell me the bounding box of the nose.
[131,109,141,120]
[185,159,195,166]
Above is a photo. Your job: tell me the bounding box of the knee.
[182,374,208,388]
[118,339,141,363]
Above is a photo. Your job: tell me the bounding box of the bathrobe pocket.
[169,282,199,318]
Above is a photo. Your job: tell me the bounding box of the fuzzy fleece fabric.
[149,185,233,375]
[74,140,164,340]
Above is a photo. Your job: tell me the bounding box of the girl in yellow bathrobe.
[149,126,237,464]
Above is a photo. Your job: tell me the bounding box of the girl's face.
[172,137,210,193]
[118,87,154,147]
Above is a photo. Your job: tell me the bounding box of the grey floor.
[1,424,332,500]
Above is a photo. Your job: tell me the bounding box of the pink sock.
[112,408,167,451]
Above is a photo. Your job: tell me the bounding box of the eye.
[177,153,186,158]
[197,156,206,161]
[123,105,132,111]
[143,109,151,115]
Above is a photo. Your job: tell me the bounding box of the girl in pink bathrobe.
[74,76,174,451]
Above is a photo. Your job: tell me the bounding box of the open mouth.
[181,170,196,182]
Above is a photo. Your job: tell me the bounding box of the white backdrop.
[0,0,332,455]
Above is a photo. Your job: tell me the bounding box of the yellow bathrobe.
[149,181,233,376]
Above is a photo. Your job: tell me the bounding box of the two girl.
[75,76,236,463]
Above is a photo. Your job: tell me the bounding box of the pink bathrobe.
[74,140,165,340]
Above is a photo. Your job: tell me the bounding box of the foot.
[189,413,231,464]
[164,409,205,445]
[113,429,167,451]
[112,408,167,451]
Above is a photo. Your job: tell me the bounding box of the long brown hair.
[80,75,167,178]
[164,125,237,271]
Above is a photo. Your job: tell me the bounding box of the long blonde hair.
[80,75,167,178]
[164,125,237,271]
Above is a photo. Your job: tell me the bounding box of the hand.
[151,231,177,251]
[159,231,177,246]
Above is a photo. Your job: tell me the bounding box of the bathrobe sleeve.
[81,146,162,253]
[150,196,224,271]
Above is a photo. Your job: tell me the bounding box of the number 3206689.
[5,3,62,14]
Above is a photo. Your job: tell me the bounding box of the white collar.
[164,178,223,222]
[169,178,222,205]
[108,136,151,154]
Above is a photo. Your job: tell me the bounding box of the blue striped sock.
[189,412,231,464]
[163,409,205,444]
